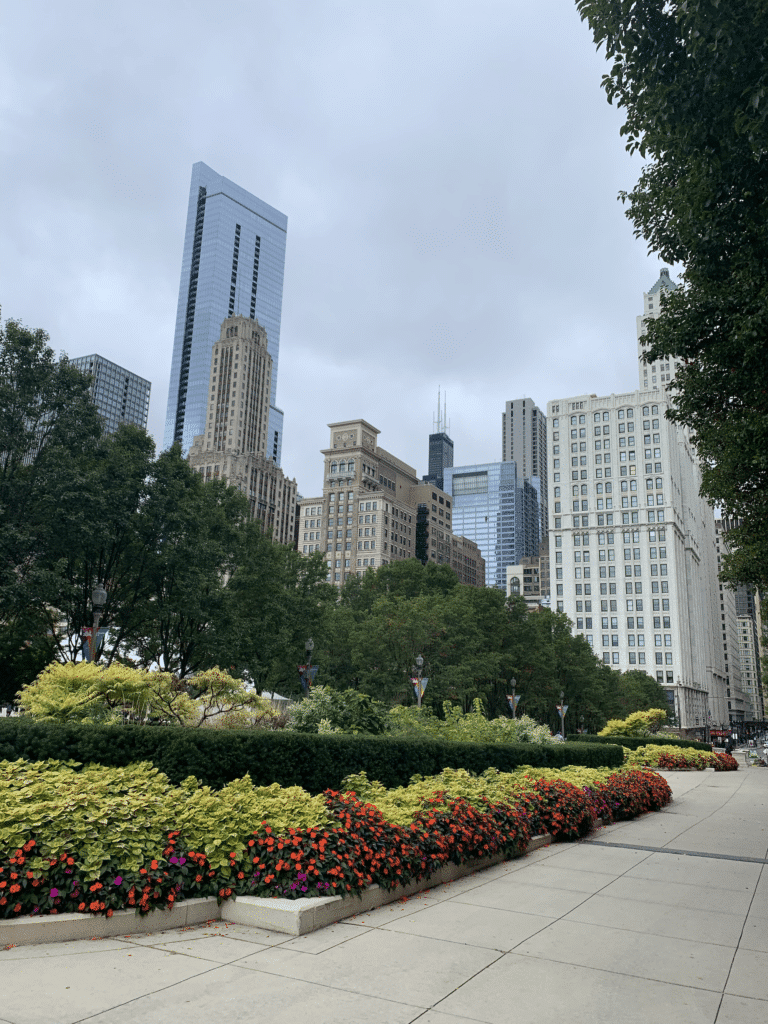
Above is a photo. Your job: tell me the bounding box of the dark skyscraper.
[164,163,288,463]
[70,354,150,434]
[423,389,453,492]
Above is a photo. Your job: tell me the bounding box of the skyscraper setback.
[164,163,288,463]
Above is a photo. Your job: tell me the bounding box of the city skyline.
[1,2,674,502]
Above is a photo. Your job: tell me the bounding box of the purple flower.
[113,876,123,886]
[49,887,59,898]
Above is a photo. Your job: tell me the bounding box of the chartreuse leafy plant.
[17,662,277,728]
[598,709,668,737]
[0,759,332,876]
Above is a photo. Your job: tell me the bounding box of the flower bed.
[625,745,739,771]
[0,761,672,921]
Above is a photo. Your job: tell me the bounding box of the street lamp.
[300,638,315,695]
[412,654,425,708]
[507,677,518,719]
[556,689,568,740]
[91,583,107,662]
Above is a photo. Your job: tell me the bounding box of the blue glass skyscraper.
[444,461,540,590]
[164,162,288,462]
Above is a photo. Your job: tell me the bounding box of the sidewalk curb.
[0,834,552,947]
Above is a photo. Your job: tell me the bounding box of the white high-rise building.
[547,270,730,736]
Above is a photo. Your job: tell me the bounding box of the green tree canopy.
[577,0,768,589]
[0,320,103,697]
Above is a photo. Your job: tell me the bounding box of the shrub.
[0,719,624,792]
[568,733,711,752]
[288,687,390,735]
[598,709,668,737]
[388,700,554,745]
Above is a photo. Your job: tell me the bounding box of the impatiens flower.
[113,877,123,886]
[49,888,59,898]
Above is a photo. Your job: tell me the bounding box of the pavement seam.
[714,858,767,1023]
[588,841,768,864]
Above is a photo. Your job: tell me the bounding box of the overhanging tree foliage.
[0,320,103,696]
[577,0,768,588]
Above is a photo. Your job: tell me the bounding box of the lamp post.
[557,689,568,740]
[412,654,425,708]
[301,638,314,695]
[91,583,107,662]
[508,677,517,719]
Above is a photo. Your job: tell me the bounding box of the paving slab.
[565,892,746,946]
[82,964,423,1024]
[512,917,734,990]
[435,952,721,1024]
[623,851,763,890]
[379,897,556,950]
[234,928,502,1006]
[724,947,768,1001]
[0,945,211,1024]
[716,993,768,1023]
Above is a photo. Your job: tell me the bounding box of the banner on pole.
[411,677,428,699]
[298,664,318,694]
[506,694,521,712]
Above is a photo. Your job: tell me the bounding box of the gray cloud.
[1,0,668,498]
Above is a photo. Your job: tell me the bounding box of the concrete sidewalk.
[1,769,767,1024]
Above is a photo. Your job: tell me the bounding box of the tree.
[0,319,102,697]
[607,669,671,720]
[576,1,768,589]
[121,447,249,677]
[216,528,335,695]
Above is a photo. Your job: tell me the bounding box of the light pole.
[301,638,315,695]
[507,677,518,718]
[412,654,425,708]
[91,583,107,662]
[557,689,568,740]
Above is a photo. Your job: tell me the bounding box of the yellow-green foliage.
[17,662,277,729]
[388,700,554,745]
[341,765,621,827]
[17,662,161,723]
[598,709,668,737]
[625,744,714,769]
[0,759,333,876]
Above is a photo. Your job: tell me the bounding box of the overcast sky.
[1,0,670,498]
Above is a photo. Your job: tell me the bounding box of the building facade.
[70,354,150,434]
[717,518,764,726]
[187,316,296,545]
[298,419,484,588]
[506,539,551,608]
[637,267,681,393]
[164,162,288,464]
[547,270,736,736]
[422,390,454,492]
[413,482,485,585]
[547,390,728,733]
[502,397,547,546]
[443,461,526,591]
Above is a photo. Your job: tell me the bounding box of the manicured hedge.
[0,720,623,792]
[567,733,711,752]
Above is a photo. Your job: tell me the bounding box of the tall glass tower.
[164,162,288,462]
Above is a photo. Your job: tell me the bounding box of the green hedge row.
[0,720,624,792]
[567,733,711,752]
